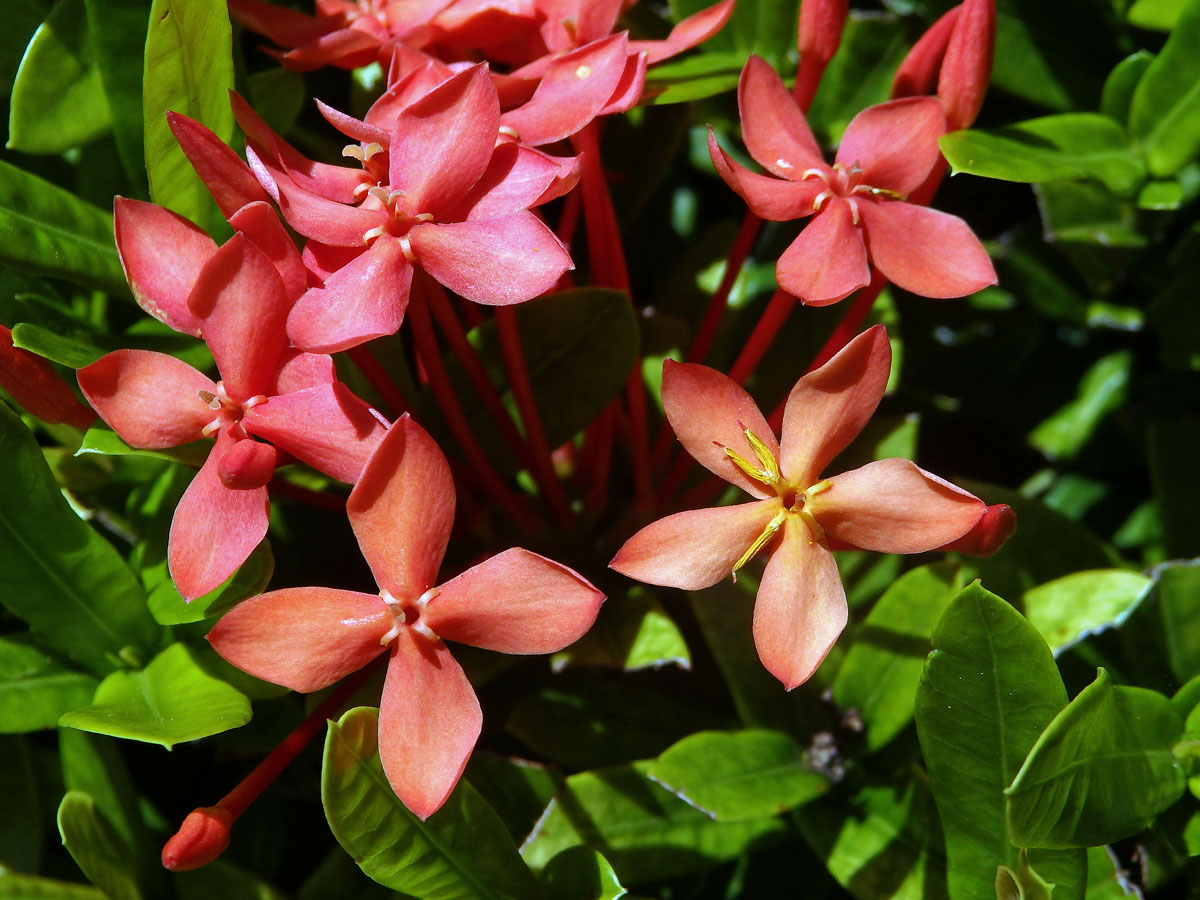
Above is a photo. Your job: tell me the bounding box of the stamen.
[717,442,774,486]
[812,189,832,212]
[201,418,223,437]
[362,226,387,245]
[738,422,781,484]
[241,395,268,412]
[342,144,365,162]
[575,64,592,79]
[398,235,416,263]
[800,167,829,183]
[367,185,392,204]
[847,197,860,226]
[411,621,440,643]
[794,480,832,543]
[413,212,435,223]
[197,390,220,410]
[732,509,788,578]
[352,182,372,200]
[498,125,520,140]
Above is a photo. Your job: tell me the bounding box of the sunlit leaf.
[0,637,97,732]
[1100,52,1153,123]
[1006,668,1185,847]
[0,873,105,900]
[0,401,160,676]
[1129,0,1200,175]
[1028,350,1131,460]
[551,587,690,672]
[59,643,250,748]
[916,582,1085,899]
[322,707,541,900]
[1023,569,1152,655]
[540,848,626,900]
[84,0,151,191]
[647,729,826,820]
[1155,561,1200,682]
[57,791,142,900]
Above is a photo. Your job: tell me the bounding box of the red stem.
[347,345,409,418]
[495,306,573,528]
[727,287,797,385]
[407,275,541,532]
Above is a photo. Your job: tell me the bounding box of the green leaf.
[12,319,209,370]
[668,0,798,70]
[84,0,151,191]
[76,425,210,467]
[1129,0,1189,27]
[940,115,1145,194]
[1023,570,1152,656]
[466,752,562,846]
[0,0,48,100]
[1029,351,1131,461]
[0,735,40,870]
[145,540,273,625]
[1156,561,1200,682]
[520,761,786,883]
[833,563,964,751]
[0,159,127,295]
[1130,0,1200,175]
[420,289,637,474]
[322,707,542,900]
[1100,52,1154,124]
[540,848,626,900]
[550,587,690,672]
[143,0,235,229]
[172,860,290,900]
[0,874,105,900]
[1034,181,1146,247]
[996,849,1055,900]
[1006,668,1185,848]
[916,582,1084,900]
[7,0,111,154]
[59,643,250,747]
[646,729,826,821]
[0,401,160,676]
[57,791,142,900]
[644,51,742,105]
[0,637,97,732]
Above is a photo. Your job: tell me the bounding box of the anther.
[812,189,832,212]
[801,167,828,182]
[398,235,416,263]
[847,197,860,225]
[362,226,387,245]
[498,125,520,141]
[197,390,220,410]
[732,509,788,578]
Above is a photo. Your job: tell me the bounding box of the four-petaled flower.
[207,414,604,819]
[610,325,990,689]
[708,55,996,306]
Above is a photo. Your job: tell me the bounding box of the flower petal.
[409,214,572,306]
[113,198,213,336]
[243,382,387,484]
[809,458,987,553]
[378,632,481,820]
[776,199,869,306]
[206,587,390,692]
[427,548,604,653]
[169,430,270,600]
[779,324,891,486]
[281,28,381,71]
[287,237,413,353]
[707,130,822,222]
[167,111,272,219]
[936,503,1015,557]
[858,201,997,299]
[445,143,562,222]
[836,97,944,196]
[187,233,289,403]
[753,519,846,690]
[78,350,215,448]
[270,349,336,395]
[635,0,736,65]
[609,500,778,590]
[390,63,499,216]
[347,415,454,601]
[660,359,779,498]
[228,201,309,300]
[738,55,824,177]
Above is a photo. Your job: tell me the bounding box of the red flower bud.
[892,6,961,99]
[161,806,234,872]
[938,0,995,131]
[217,438,278,490]
[0,325,95,429]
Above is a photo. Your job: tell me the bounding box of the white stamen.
[498,125,520,141]
[847,197,860,225]
[812,189,832,212]
[398,235,416,262]
[362,226,387,245]
[801,167,828,182]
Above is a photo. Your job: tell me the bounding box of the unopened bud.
[937,503,1016,557]
[0,325,96,429]
[161,806,234,872]
[892,6,961,99]
[797,0,849,66]
[217,438,277,490]
[938,0,995,131]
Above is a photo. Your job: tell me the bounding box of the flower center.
[359,185,435,250]
[715,423,834,578]
[801,161,905,225]
[378,587,441,646]
[197,381,267,440]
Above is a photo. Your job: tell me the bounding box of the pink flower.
[78,234,387,599]
[708,55,996,306]
[610,326,992,690]
[207,414,604,819]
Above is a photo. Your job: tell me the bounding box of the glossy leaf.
[57,791,142,900]
[60,728,151,855]
[550,587,690,672]
[143,0,235,228]
[76,425,209,467]
[7,0,111,154]
[915,582,1084,900]
[668,0,798,70]
[1023,569,1152,656]
[541,848,626,900]
[646,729,826,821]
[1028,350,1131,460]
[1156,561,1200,682]
[0,401,160,676]
[520,761,786,883]
[1006,668,1185,848]
[0,159,126,294]
[145,540,274,625]
[85,0,152,191]
[0,636,97,732]
[995,849,1054,900]
[1128,0,1188,28]
[173,860,290,900]
[466,752,562,846]
[0,874,105,900]
[833,563,964,751]
[322,707,542,900]
[940,115,1144,194]
[1100,52,1154,123]
[1034,182,1146,248]
[59,643,250,748]
[1129,0,1200,175]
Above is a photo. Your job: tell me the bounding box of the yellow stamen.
[732,509,788,579]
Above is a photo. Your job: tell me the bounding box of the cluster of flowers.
[0,0,1016,870]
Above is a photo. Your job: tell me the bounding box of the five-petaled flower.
[207,414,604,819]
[610,325,993,690]
[708,55,996,306]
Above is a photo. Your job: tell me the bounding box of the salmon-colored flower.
[708,55,996,306]
[207,414,604,819]
[610,326,992,689]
